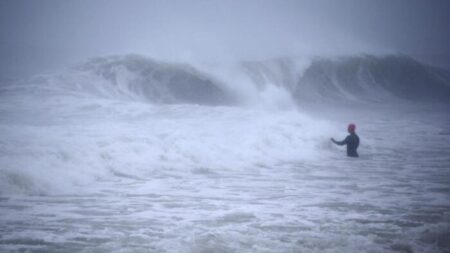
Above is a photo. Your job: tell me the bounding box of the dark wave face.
[294,55,450,104]
[75,55,234,105]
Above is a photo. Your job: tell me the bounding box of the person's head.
[347,123,356,133]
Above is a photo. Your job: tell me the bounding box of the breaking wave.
[3,54,449,108]
[4,55,235,106]
[242,55,450,105]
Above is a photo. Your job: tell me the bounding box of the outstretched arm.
[331,137,347,146]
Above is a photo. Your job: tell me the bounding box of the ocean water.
[0,55,449,253]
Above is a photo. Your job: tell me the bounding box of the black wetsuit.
[333,133,359,157]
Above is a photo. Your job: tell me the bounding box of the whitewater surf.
[0,54,449,253]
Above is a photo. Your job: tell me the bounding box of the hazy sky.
[1,0,450,78]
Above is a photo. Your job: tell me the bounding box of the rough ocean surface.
[0,55,449,253]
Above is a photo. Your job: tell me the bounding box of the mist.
[1,0,450,79]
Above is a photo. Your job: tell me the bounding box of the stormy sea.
[0,54,449,253]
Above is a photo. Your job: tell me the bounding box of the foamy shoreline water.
[1,104,449,253]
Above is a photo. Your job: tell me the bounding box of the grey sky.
[1,0,450,78]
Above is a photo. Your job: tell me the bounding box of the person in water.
[331,123,360,157]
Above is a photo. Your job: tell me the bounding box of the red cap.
[348,123,356,132]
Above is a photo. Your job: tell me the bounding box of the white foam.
[0,90,334,195]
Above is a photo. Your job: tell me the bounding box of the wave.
[3,55,235,106]
[241,55,450,105]
[3,54,448,108]
[80,55,237,105]
[296,55,450,103]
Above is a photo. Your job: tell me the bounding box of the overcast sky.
[1,0,450,78]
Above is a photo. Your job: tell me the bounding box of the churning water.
[0,55,449,253]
